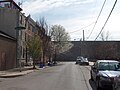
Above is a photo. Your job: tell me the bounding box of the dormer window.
[0,1,10,7]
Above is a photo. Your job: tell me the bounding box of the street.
[0,62,111,90]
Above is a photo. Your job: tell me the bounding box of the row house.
[0,0,22,70]
[23,15,37,65]
[18,13,28,66]
[36,23,53,65]
[0,0,36,70]
[16,12,51,67]
[0,0,52,70]
[19,15,52,66]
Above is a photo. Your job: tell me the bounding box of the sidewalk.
[0,66,35,78]
[0,65,53,78]
[0,62,90,78]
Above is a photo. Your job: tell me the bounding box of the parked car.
[79,57,89,65]
[90,60,120,90]
[75,56,81,64]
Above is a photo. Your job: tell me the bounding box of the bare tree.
[37,17,51,65]
[50,25,73,61]
[100,31,110,41]
[37,17,49,35]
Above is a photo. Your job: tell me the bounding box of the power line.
[95,0,118,41]
[69,22,95,33]
[87,0,106,40]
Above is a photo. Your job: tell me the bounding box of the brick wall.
[57,41,120,61]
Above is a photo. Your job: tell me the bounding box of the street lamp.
[15,26,26,72]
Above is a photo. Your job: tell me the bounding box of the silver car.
[90,60,120,90]
[75,56,81,64]
[79,57,89,65]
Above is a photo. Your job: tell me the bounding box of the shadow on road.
[54,63,65,67]
[89,79,113,90]
[89,79,97,90]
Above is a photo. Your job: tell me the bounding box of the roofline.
[97,60,118,62]
[0,0,22,11]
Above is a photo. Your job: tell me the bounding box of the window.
[98,62,119,70]
[0,2,10,8]
[19,15,23,24]
[32,26,36,33]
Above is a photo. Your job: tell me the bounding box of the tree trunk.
[33,58,36,69]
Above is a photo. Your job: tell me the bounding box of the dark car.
[79,57,89,65]
[90,60,120,90]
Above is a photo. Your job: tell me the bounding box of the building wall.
[57,41,120,61]
[0,7,19,70]
[0,6,48,67]
[0,7,19,38]
[80,41,119,60]
[56,41,81,61]
[0,36,16,70]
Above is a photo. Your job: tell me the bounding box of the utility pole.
[83,30,85,41]
[80,38,82,56]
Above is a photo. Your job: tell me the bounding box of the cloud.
[87,12,120,40]
[14,0,120,41]
[22,0,94,15]
[51,11,120,41]
[51,15,95,36]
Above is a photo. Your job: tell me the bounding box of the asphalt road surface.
[0,62,112,90]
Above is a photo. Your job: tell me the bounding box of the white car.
[79,57,89,65]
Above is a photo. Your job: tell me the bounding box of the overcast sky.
[15,0,120,41]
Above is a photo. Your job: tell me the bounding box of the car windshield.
[84,58,88,61]
[98,62,120,71]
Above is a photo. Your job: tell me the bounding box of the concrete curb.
[0,64,58,78]
[0,70,34,78]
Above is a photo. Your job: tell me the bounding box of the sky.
[14,0,120,41]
